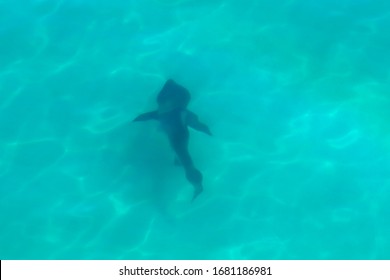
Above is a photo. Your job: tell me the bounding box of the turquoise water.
[1,0,390,260]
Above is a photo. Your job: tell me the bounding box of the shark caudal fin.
[185,167,203,202]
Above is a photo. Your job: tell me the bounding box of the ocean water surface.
[1,0,390,259]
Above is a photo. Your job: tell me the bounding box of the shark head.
[157,79,191,113]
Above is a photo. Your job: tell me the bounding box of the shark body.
[133,79,211,201]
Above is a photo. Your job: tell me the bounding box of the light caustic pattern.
[0,0,390,259]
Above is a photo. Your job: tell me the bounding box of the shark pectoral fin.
[185,110,212,136]
[133,110,158,122]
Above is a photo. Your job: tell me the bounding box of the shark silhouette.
[133,79,212,201]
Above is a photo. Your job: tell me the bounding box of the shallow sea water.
[1,0,390,259]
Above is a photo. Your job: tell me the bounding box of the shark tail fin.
[185,167,203,202]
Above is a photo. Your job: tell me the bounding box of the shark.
[133,79,212,201]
